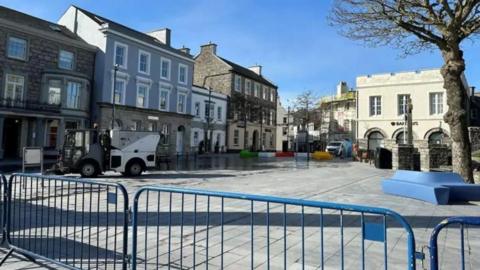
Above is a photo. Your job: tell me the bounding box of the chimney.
[147,28,171,46]
[249,65,262,76]
[200,42,217,55]
[179,46,191,55]
[336,81,349,97]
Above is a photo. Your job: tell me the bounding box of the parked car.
[326,141,343,156]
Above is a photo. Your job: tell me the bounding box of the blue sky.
[2,0,479,105]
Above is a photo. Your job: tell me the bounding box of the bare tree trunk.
[441,48,474,183]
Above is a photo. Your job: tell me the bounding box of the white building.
[356,68,470,151]
[191,86,227,153]
[276,99,294,151]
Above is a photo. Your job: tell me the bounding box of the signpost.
[23,147,43,174]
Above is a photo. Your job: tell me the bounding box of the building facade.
[319,81,357,143]
[356,69,470,151]
[275,99,294,152]
[191,86,227,153]
[0,6,96,159]
[59,6,194,155]
[194,43,278,152]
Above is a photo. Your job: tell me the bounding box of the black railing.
[0,98,61,113]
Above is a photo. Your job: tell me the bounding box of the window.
[160,58,171,80]
[5,74,25,101]
[368,131,384,150]
[283,127,288,135]
[472,109,478,119]
[66,81,81,109]
[48,80,61,105]
[114,42,128,68]
[283,117,287,124]
[147,121,157,131]
[270,89,275,102]
[159,84,171,111]
[430,92,444,115]
[263,86,268,99]
[177,93,186,113]
[429,131,445,145]
[205,102,214,119]
[194,102,200,116]
[193,131,199,146]
[369,96,382,116]
[7,37,27,60]
[245,80,251,95]
[160,124,170,144]
[113,79,126,105]
[178,64,188,84]
[396,131,407,144]
[59,50,74,70]
[217,106,222,121]
[133,120,142,131]
[254,83,260,97]
[398,94,410,115]
[136,84,148,108]
[138,50,150,74]
[233,129,239,145]
[234,75,241,92]
[47,120,59,147]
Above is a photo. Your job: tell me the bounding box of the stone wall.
[392,145,418,170]
[469,127,480,152]
[420,144,451,171]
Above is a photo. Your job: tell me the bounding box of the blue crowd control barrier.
[131,186,417,270]
[0,173,129,270]
[0,174,7,244]
[429,216,480,270]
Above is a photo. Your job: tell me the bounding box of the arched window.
[396,131,406,144]
[429,131,445,145]
[368,131,385,150]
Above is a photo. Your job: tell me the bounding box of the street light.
[111,64,119,130]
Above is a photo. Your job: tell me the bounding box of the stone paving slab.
[0,159,478,269]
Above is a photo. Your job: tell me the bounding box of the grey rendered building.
[59,6,194,155]
[0,6,96,159]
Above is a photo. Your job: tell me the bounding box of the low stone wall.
[469,127,480,152]
[420,144,451,171]
[392,144,419,170]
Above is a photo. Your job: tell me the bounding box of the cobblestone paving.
[0,157,478,269]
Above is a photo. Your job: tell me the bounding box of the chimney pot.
[180,46,191,55]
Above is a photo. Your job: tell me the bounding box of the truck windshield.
[65,131,86,147]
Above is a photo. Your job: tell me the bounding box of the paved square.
[0,157,478,269]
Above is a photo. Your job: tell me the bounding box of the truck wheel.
[126,160,143,177]
[80,161,98,178]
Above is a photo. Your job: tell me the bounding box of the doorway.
[252,130,259,151]
[176,126,185,154]
[3,118,22,158]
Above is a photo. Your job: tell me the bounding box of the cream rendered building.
[356,69,469,151]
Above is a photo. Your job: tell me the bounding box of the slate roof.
[73,5,192,59]
[0,5,87,43]
[219,57,277,88]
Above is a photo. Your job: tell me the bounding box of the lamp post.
[287,105,291,151]
[111,64,119,130]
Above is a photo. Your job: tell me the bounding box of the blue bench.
[382,170,480,205]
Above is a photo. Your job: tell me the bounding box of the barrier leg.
[0,249,13,266]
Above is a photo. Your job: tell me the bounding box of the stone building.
[194,43,278,152]
[59,6,194,155]
[319,81,357,143]
[0,6,96,159]
[191,85,227,153]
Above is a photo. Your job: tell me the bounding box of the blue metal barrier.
[0,173,129,270]
[429,216,480,270]
[131,186,417,270]
[0,174,7,244]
